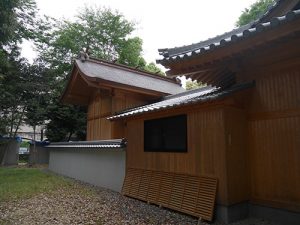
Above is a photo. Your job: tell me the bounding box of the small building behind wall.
[61,56,184,140]
[47,139,126,192]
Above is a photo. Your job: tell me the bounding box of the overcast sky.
[22,0,257,64]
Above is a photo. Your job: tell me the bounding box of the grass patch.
[0,168,71,202]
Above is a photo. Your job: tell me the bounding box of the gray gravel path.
[0,178,282,225]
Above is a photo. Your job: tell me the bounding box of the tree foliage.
[0,55,27,136]
[45,100,86,142]
[36,7,159,78]
[23,63,53,129]
[236,0,274,27]
[33,7,140,141]
[0,55,51,137]
[0,0,36,48]
[0,0,39,137]
[33,6,165,141]
[144,62,165,75]
[185,80,205,90]
[0,3,165,141]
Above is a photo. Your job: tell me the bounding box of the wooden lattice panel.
[137,169,152,201]
[122,168,218,221]
[169,174,186,210]
[122,168,142,197]
[147,171,161,203]
[157,171,173,206]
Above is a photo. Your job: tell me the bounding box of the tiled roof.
[255,0,284,23]
[157,9,300,64]
[255,0,299,24]
[108,82,255,120]
[158,23,253,59]
[76,58,184,95]
[158,0,286,60]
[47,139,126,149]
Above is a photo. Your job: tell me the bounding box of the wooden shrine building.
[60,1,300,224]
[62,56,184,140]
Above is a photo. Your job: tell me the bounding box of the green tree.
[185,80,205,90]
[0,0,39,137]
[34,6,163,141]
[144,62,164,75]
[1,55,31,137]
[118,37,144,67]
[34,7,139,141]
[23,63,53,140]
[0,0,36,48]
[45,100,86,142]
[36,6,163,77]
[118,38,164,74]
[236,0,274,27]
[36,7,143,79]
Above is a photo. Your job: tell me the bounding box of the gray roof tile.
[255,0,299,24]
[76,58,184,95]
[108,82,255,120]
[158,23,253,58]
[47,139,126,149]
[157,9,300,64]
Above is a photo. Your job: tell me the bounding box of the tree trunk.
[41,128,43,141]
[67,131,73,142]
[9,108,15,138]
[13,107,25,138]
[33,125,36,165]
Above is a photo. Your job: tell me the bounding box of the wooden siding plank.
[126,109,227,204]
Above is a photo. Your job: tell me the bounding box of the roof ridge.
[158,0,284,58]
[109,86,216,116]
[110,86,219,117]
[163,85,215,100]
[158,8,300,64]
[254,0,283,25]
[82,57,180,85]
[48,139,126,146]
[158,23,252,57]
[108,81,255,120]
[72,58,185,96]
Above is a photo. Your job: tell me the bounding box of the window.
[144,114,187,152]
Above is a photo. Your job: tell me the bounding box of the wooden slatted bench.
[122,168,218,222]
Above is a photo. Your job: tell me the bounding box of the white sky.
[22,0,257,64]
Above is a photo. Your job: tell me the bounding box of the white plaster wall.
[49,148,125,192]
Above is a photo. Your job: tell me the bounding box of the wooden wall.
[85,43,300,212]
[223,107,249,205]
[124,65,300,210]
[245,67,300,212]
[87,89,149,140]
[125,106,248,205]
[87,90,112,140]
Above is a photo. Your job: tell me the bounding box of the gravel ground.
[0,175,282,225]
